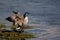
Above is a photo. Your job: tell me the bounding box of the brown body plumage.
[6,11,29,30]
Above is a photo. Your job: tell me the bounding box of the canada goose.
[23,12,29,25]
[6,11,29,30]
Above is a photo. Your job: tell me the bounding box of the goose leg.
[17,24,24,32]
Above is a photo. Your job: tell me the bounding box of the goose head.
[23,12,29,18]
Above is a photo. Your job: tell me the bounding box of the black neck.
[23,13,27,18]
[23,12,29,18]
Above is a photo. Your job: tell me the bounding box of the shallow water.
[0,0,60,40]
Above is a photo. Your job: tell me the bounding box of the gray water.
[0,0,60,40]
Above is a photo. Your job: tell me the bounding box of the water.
[0,0,60,40]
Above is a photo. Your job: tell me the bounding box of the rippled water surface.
[0,0,60,40]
